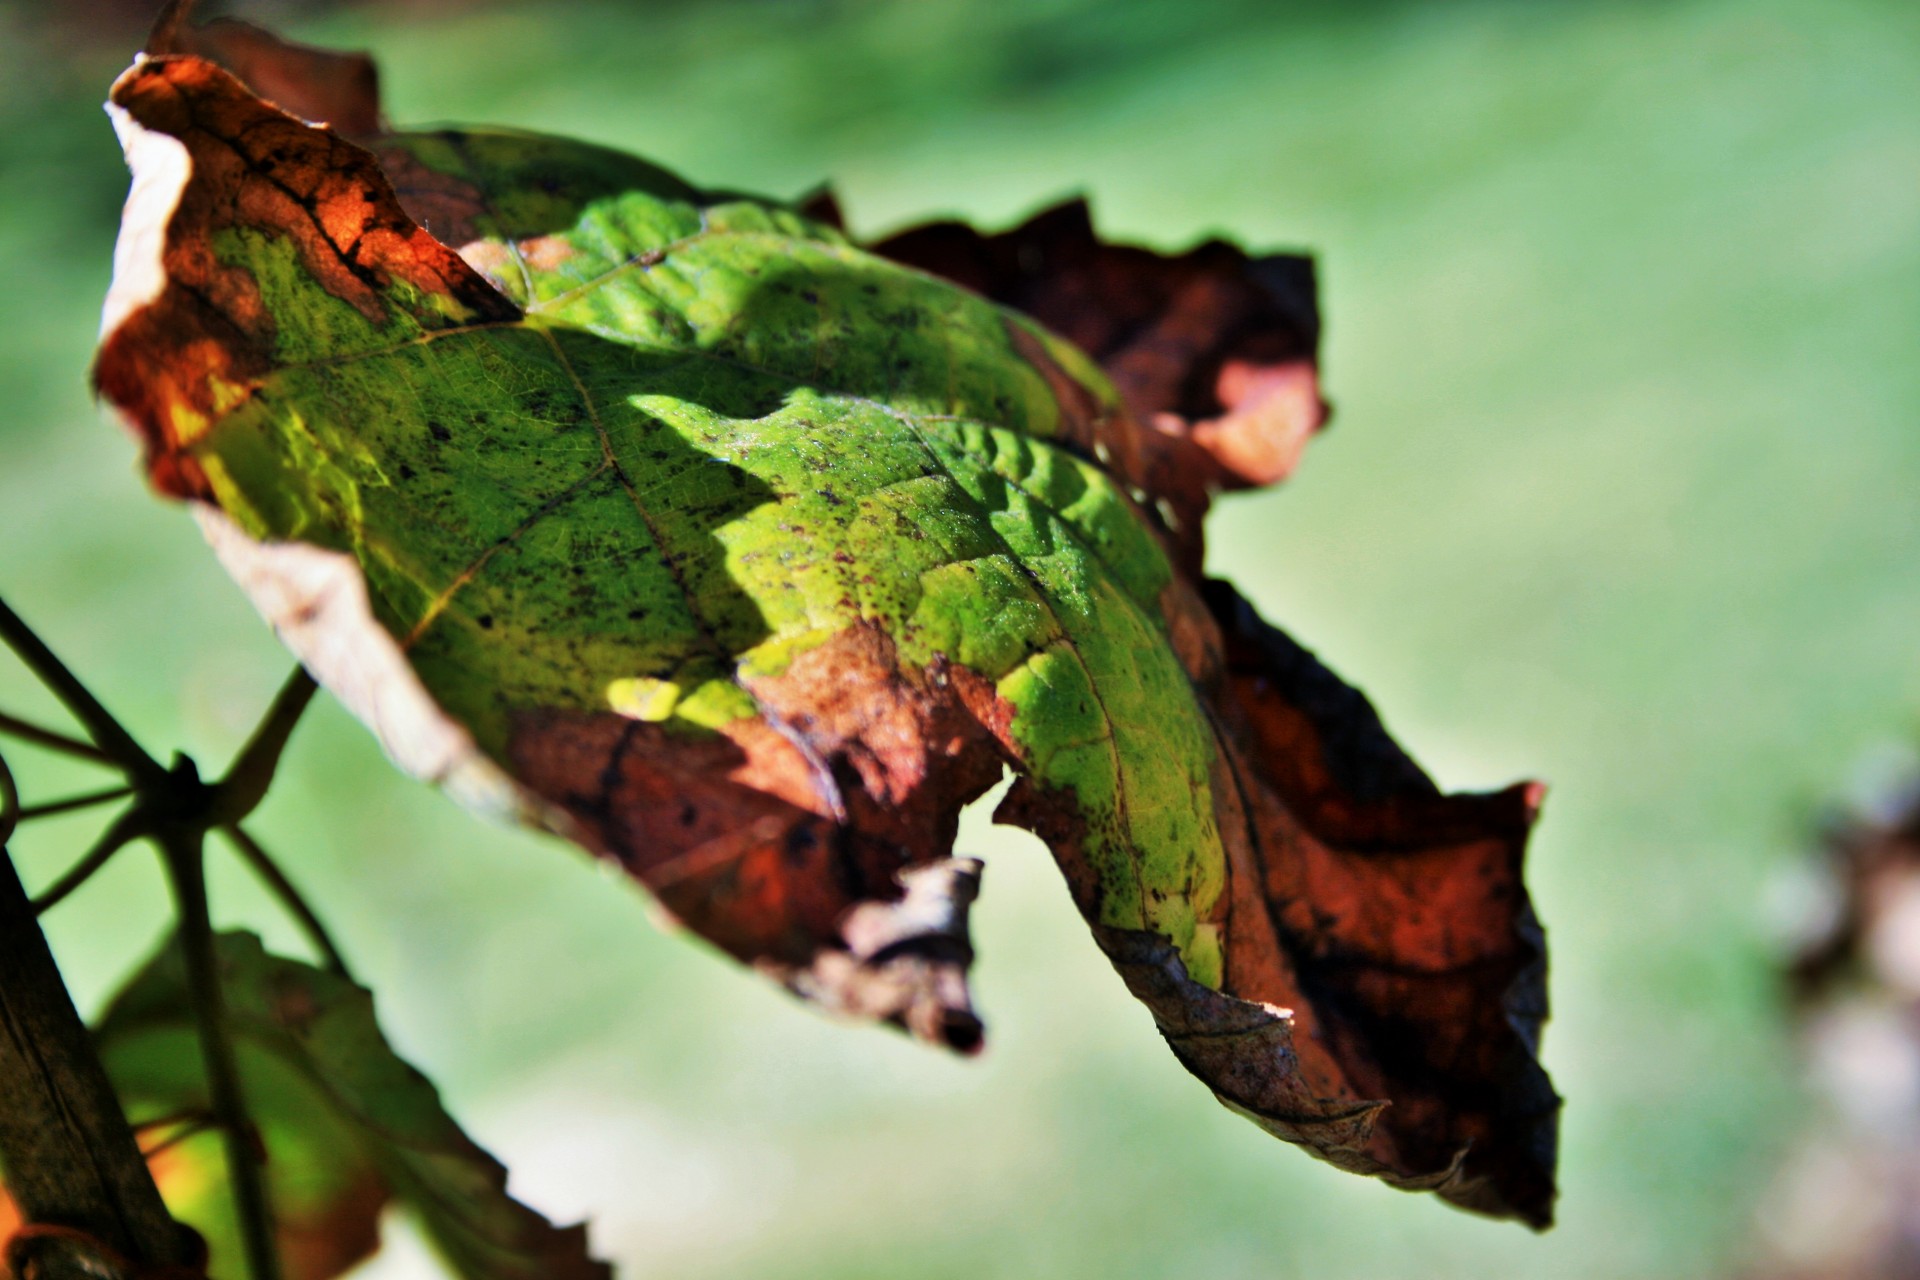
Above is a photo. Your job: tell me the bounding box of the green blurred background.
[3,0,1918,1275]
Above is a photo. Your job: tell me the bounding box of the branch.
[0,753,198,1278]
[18,785,136,822]
[210,667,316,825]
[31,809,146,915]
[0,711,115,768]
[0,627,329,1279]
[220,825,350,977]
[158,825,283,1280]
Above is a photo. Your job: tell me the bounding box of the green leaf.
[95,932,610,1280]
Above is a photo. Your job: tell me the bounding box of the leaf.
[821,192,1329,579]
[95,19,1558,1226]
[1755,763,1920,1275]
[855,208,1560,1216]
[92,931,610,1280]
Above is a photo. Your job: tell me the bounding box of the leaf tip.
[146,0,383,135]
[1522,780,1549,823]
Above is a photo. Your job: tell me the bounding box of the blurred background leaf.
[96,930,608,1280]
[1,0,1916,1276]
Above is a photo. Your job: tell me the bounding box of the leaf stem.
[138,1113,219,1162]
[0,711,116,767]
[211,668,316,825]
[0,596,163,785]
[18,784,136,822]
[159,822,283,1280]
[220,825,350,977]
[31,808,146,915]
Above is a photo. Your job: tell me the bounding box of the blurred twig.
[0,597,163,785]
[31,807,145,914]
[221,824,350,977]
[0,711,116,767]
[17,784,136,821]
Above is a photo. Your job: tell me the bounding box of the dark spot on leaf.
[784,825,818,863]
[939,1011,984,1054]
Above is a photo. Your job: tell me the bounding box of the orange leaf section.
[94,56,516,498]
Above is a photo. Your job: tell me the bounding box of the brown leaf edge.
[147,0,383,135]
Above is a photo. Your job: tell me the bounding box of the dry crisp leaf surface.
[95,22,1558,1227]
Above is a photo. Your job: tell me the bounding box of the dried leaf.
[93,932,610,1280]
[145,3,382,137]
[1748,767,1920,1278]
[95,20,1557,1227]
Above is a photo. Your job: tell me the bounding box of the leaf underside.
[96,22,1558,1229]
[94,932,609,1280]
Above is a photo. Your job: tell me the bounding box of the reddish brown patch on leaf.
[271,1169,388,1280]
[94,56,517,497]
[1183,357,1323,489]
[139,6,540,269]
[372,144,493,249]
[1192,579,1557,1225]
[870,199,1320,432]
[994,580,1555,1223]
[508,625,1013,1050]
[1100,927,1387,1154]
[509,710,859,956]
